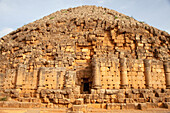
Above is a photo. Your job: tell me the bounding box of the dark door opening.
[83,83,89,92]
[81,78,91,94]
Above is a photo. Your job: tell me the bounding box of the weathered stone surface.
[138,103,147,110]
[105,89,119,95]
[0,5,169,110]
[163,102,170,109]
[75,98,84,105]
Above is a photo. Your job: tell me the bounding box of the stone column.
[16,64,26,89]
[92,57,101,89]
[64,71,76,88]
[120,58,128,89]
[0,73,4,89]
[163,61,170,89]
[56,67,65,89]
[38,67,45,89]
[32,68,38,89]
[144,59,152,89]
[56,71,63,89]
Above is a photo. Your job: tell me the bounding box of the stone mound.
[0,6,169,73]
[0,6,170,110]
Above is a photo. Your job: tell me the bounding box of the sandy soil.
[0,108,169,113]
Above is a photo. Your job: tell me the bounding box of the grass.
[50,17,55,20]
[62,10,67,13]
[139,21,145,24]
[115,16,118,19]
[0,97,7,101]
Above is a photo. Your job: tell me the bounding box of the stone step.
[25,109,40,113]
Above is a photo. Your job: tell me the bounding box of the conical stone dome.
[0,6,169,72]
[0,6,170,109]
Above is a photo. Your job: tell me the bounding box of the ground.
[0,108,169,113]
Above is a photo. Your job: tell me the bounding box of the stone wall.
[0,6,169,110]
[0,58,169,93]
[94,57,168,90]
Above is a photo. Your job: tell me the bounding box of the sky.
[0,0,170,38]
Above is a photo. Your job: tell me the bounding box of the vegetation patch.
[115,16,118,19]
[139,21,145,24]
[62,10,67,13]
[0,97,7,101]
[50,17,55,20]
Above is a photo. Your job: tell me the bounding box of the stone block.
[124,98,134,103]
[146,103,158,108]
[32,103,41,108]
[11,93,19,98]
[117,93,125,98]
[105,89,119,95]
[163,102,170,109]
[64,98,71,104]
[6,102,19,108]
[138,103,147,110]
[126,93,133,98]
[47,103,54,108]
[117,98,125,103]
[137,98,145,103]
[99,89,105,94]
[148,93,155,98]
[87,104,101,109]
[91,99,96,104]
[75,98,84,105]
[90,89,96,94]
[155,92,165,97]
[165,97,170,102]
[56,93,63,99]
[19,102,33,108]
[132,89,139,94]
[96,98,103,103]
[66,88,73,94]
[73,86,80,94]
[107,103,121,110]
[151,98,159,103]
[48,94,55,99]
[70,111,84,113]
[60,90,67,95]
[124,103,136,109]
[125,89,132,94]
[0,102,3,107]
[72,105,87,113]
[154,89,161,93]
[140,89,153,93]
[53,99,58,104]
[58,99,65,104]
[43,97,50,103]
[2,102,10,108]
[119,103,126,110]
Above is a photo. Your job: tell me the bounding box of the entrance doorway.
[81,78,91,94]
[83,83,89,92]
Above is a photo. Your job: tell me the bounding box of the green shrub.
[115,16,118,19]
[139,21,145,24]
[0,97,7,101]
[50,17,55,20]
[62,10,67,13]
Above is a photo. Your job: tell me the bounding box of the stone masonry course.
[0,5,170,112]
